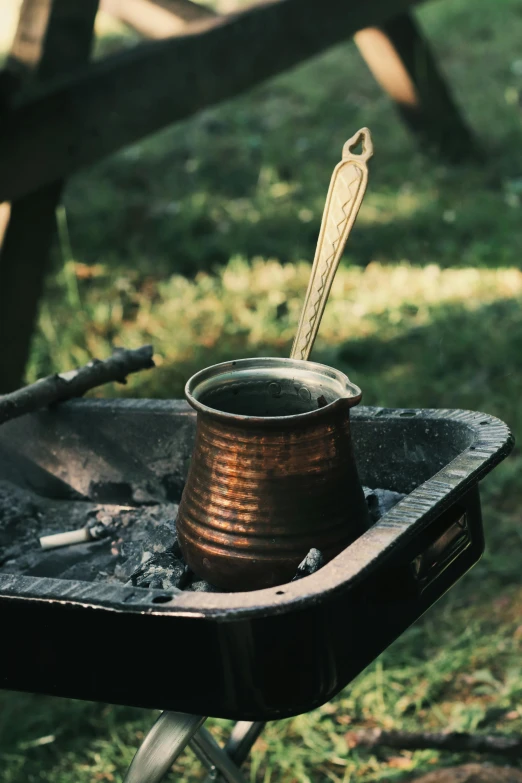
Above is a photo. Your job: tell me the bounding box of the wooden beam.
[355,10,477,162]
[100,0,216,39]
[0,0,418,204]
[0,181,64,393]
[6,0,55,78]
[0,1,99,393]
[37,1,100,81]
[103,1,476,162]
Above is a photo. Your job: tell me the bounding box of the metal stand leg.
[223,721,266,767]
[123,712,265,783]
[123,712,205,783]
[202,721,266,783]
[192,727,247,783]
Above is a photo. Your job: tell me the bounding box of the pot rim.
[185,357,362,424]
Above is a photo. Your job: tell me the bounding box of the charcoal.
[114,544,145,582]
[363,486,406,524]
[0,480,41,555]
[0,477,406,594]
[148,524,179,554]
[292,548,324,581]
[87,521,117,541]
[129,551,186,590]
[0,478,181,584]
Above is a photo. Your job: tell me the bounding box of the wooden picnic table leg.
[355,9,478,162]
[0,0,99,393]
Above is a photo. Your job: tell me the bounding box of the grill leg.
[123,713,264,783]
[192,727,248,783]
[123,711,205,783]
[223,721,266,767]
[200,721,266,783]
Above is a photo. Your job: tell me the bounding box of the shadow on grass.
[63,128,522,278]
[0,691,149,783]
[62,17,522,278]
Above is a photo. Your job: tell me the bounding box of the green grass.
[2,0,522,779]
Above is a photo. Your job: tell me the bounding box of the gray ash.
[185,579,220,593]
[0,480,405,593]
[0,480,180,585]
[292,547,324,581]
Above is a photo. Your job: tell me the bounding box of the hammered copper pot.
[176,357,369,592]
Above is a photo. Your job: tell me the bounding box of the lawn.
[1,0,522,780]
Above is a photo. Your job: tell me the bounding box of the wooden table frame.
[0,0,476,392]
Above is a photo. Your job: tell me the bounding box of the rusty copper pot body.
[177,358,369,592]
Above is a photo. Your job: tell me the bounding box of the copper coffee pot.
[177,129,373,591]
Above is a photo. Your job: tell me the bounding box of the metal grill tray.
[0,400,513,720]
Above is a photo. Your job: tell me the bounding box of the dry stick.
[349,728,522,758]
[0,345,155,426]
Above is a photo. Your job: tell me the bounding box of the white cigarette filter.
[39,528,91,550]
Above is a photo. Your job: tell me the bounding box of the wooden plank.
[355,10,477,161]
[6,0,55,77]
[0,183,64,393]
[100,0,216,38]
[101,1,476,161]
[37,1,100,81]
[0,1,99,392]
[0,0,419,204]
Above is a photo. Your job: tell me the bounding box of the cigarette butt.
[39,528,91,550]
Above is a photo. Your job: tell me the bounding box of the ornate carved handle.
[290,128,373,361]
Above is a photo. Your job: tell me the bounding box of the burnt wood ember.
[0,479,405,592]
[129,551,187,590]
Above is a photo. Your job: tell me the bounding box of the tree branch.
[348,728,522,758]
[0,345,155,426]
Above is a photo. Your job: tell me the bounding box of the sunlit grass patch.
[29,259,522,401]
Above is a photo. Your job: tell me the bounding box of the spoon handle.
[290,128,373,361]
